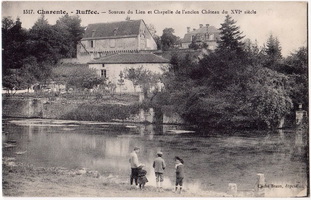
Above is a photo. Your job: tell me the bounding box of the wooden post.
[255,173,265,197]
[227,183,237,196]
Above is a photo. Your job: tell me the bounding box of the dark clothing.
[175,163,184,186]
[137,169,148,185]
[176,177,184,186]
[130,168,139,185]
[176,164,184,178]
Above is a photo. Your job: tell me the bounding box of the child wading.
[175,156,184,194]
[153,151,166,192]
[137,164,148,189]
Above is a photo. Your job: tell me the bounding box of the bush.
[61,103,140,121]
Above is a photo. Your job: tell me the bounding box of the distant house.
[180,24,220,50]
[77,20,157,63]
[88,53,170,93]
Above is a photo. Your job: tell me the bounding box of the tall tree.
[217,15,245,53]
[265,34,282,60]
[55,14,85,58]
[2,17,29,74]
[28,15,67,64]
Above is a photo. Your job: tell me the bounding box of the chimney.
[199,24,203,28]
[187,27,190,33]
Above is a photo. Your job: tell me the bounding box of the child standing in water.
[174,156,184,194]
[137,164,148,190]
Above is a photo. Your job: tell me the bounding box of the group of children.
[130,149,185,194]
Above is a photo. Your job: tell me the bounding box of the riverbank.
[3,158,230,197]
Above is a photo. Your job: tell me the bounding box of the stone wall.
[3,98,185,125]
[3,98,44,118]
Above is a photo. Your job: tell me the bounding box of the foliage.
[283,47,308,110]
[28,15,67,64]
[55,14,85,58]
[160,28,179,51]
[147,24,162,50]
[2,14,86,91]
[265,34,282,60]
[123,67,162,97]
[158,15,295,129]
[217,15,245,53]
[66,67,106,90]
[117,71,125,94]
[2,17,29,75]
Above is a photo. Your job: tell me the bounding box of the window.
[90,40,95,48]
[101,69,107,78]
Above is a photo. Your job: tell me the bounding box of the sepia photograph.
[1,1,309,198]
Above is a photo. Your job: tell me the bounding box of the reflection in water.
[2,119,309,196]
[105,138,130,157]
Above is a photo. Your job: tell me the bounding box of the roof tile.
[88,53,169,64]
[83,20,142,39]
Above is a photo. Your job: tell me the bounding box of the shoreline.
[2,158,230,197]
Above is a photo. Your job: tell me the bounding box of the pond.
[2,118,308,196]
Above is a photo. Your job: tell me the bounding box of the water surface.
[2,118,308,195]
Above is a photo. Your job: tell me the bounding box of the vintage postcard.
[2,1,308,198]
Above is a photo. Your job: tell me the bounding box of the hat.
[134,147,140,150]
[157,151,163,155]
[175,156,184,164]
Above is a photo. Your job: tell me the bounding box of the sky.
[2,1,308,56]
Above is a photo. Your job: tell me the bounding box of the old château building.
[77,19,157,63]
[180,24,220,50]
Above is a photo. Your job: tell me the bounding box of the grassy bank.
[3,158,230,197]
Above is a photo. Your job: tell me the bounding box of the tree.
[55,14,85,58]
[19,56,39,91]
[147,24,157,38]
[3,74,19,94]
[124,67,161,98]
[2,17,29,75]
[159,15,293,129]
[284,47,308,110]
[147,24,162,50]
[217,15,245,53]
[117,71,125,95]
[67,67,105,90]
[160,28,178,51]
[28,15,66,64]
[265,34,282,60]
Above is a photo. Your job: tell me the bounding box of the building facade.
[88,53,169,93]
[181,24,220,50]
[77,20,157,63]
